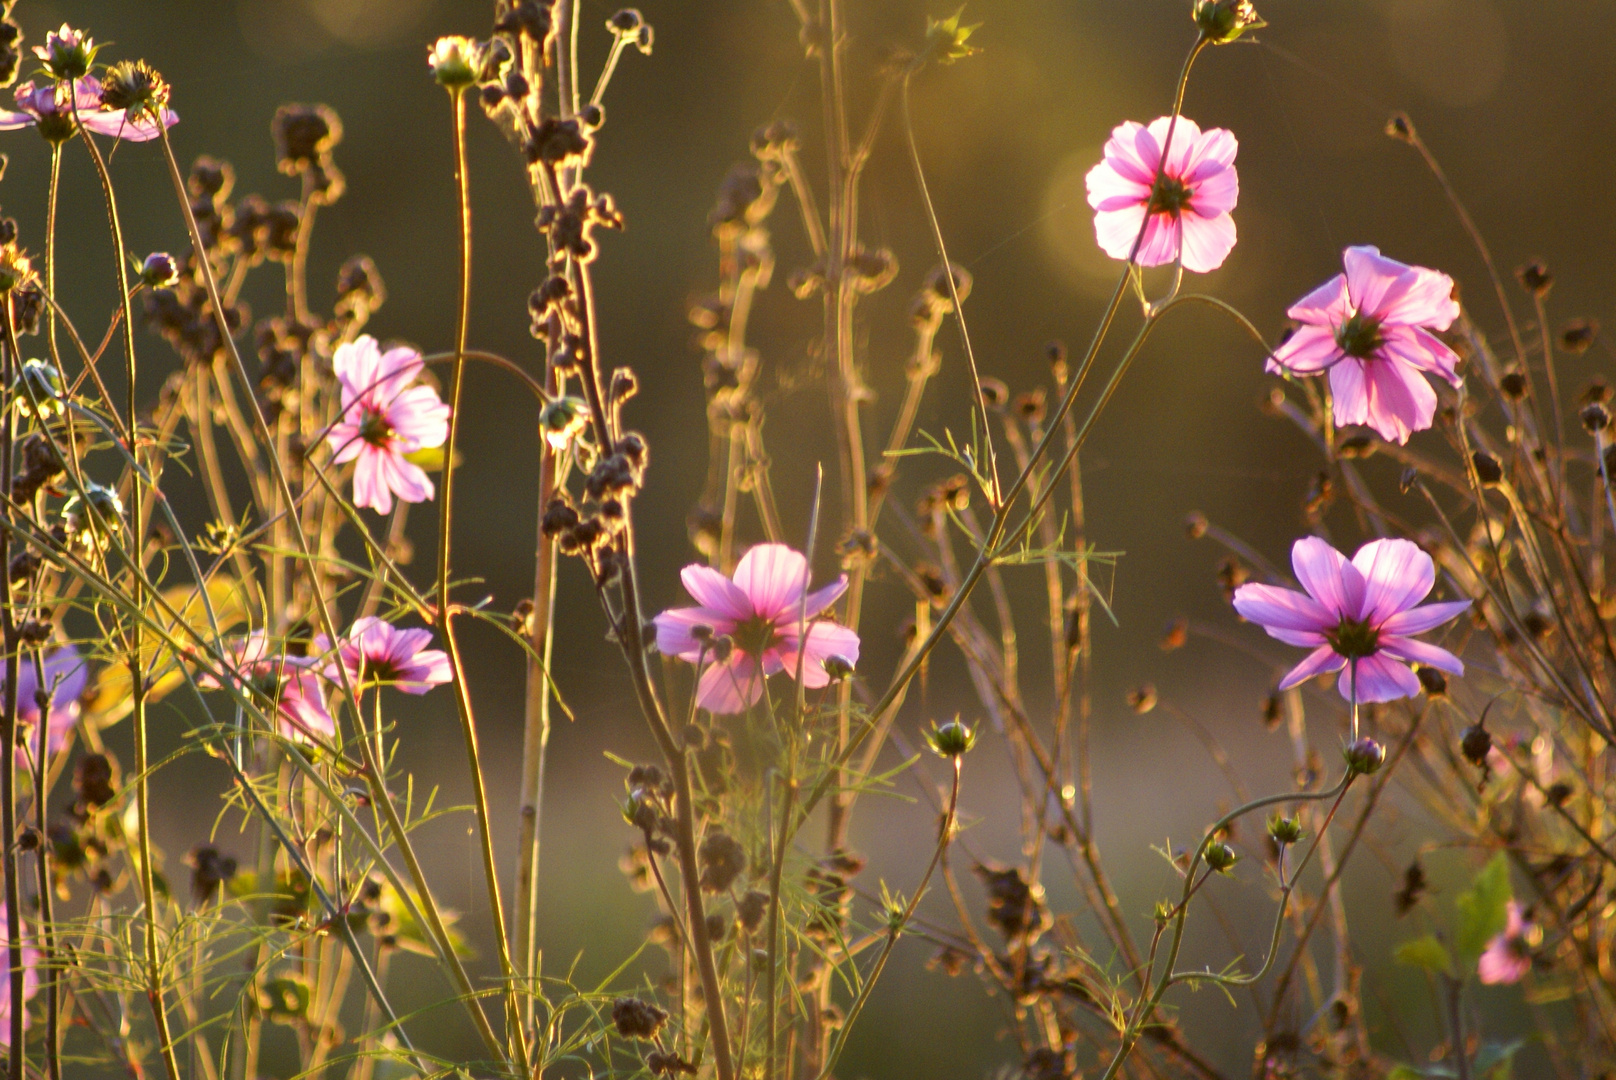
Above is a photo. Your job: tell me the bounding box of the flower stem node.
[926,717,977,758]
[1203,840,1239,874]
[1343,737,1385,777]
[1266,815,1304,846]
[428,36,482,89]
[1194,0,1265,44]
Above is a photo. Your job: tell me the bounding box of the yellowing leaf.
[89,576,251,719]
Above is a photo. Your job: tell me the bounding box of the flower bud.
[35,25,96,81]
[1499,371,1527,400]
[823,654,855,681]
[1184,511,1208,540]
[140,252,179,289]
[1560,318,1599,355]
[1343,737,1385,776]
[1459,723,1492,767]
[1203,841,1238,874]
[62,482,124,548]
[926,717,977,758]
[1267,815,1303,846]
[1515,260,1552,299]
[1416,665,1448,697]
[428,36,481,89]
[540,396,590,451]
[1193,0,1265,44]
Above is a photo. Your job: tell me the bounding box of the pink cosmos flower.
[1232,537,1470,703]
[202,633,335,745]
[653,544,860,714]
[0,905,38,1046]
[1478,901,1534,985]
[1,644,87,761]
[316,617,452,695]
[1085,116,1239,273]
[1267,246,1462,444]
[326,335,451,514]
[0,77,178,143]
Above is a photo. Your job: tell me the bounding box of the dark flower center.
[1326,616,1380,659]
[359,407,394,448]
[730,614,780,658]
[1146,173,1192,217]
[1335,311,1383,360]
[362,656,404,684]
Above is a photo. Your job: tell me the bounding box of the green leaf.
[1455,852,1513,960]
[926,6,981,64]
[1474,1039,1524,1079]
[1394,934,1453,976]
[1387,1067,1424,1080]
[404,445,460,471]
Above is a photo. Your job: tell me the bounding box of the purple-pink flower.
[1232,537,1470,703]
[0,77,177,143]
[327,335,451,514]
[202,633,335,745]
[654,544,860,714]
[1268,246,1462,444]
[0,905,38,1046]
[1,644,87,761]
[1478,901,1535,985]
[1085,116,1239,273]
[317,617,452,695]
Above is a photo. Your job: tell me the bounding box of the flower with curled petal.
[653,544,860,713]
[1232,536,1469,703]
[326,335,451,514]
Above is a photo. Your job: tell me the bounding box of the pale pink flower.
[654,544,860,714]
[0,77,178,143]
[326,335,451,514]
[201,633,335,745]
[1,644,87,761]
[316,617,451,695]
[1478,901,1534,985]
[0,905,38,1046]
[1085,116,1239,273]
[1232,537,1470,703]
[1268,246,1462,444]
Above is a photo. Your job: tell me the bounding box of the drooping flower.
[201,633,335,745]
[326,335,451,514]
[0,905,38,1046]
[2,644,88,760]
[1267,246,1462,444]
[316,617,451,695]
[1478,901,1535,985]
[1232,537,1470,703]
[0,77,178,144]
[1085,116,1239,273]
[653,544,860,713]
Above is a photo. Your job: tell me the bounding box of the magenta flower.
[0,77,177,143]
[316,617,452,695]
[2,644,87,760]
[0,905,38,1046]
[327,335,451,514]
[1478,901,1535,985]
[1232,537,1470,703]
[653,544,860,714]
[202,633,335,745]
[1085,116,1239,273]
[1268,246,1462,444]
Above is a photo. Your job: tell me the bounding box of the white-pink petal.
[1352,538,1435,623]
[732,543,811,622]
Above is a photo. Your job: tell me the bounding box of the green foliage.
[1393,934,1452,977]
[925,7,981,65]
[1455,853,1512,961]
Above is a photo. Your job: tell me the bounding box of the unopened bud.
[926,717,976,758]
[1470,451,1503,486]
[1514,260,1552,299]
[1343,737,1385,776]
[428,36,481,88]
[1581,402,1610,434]
[140,252,179,289]
[1267,815,1303,846]
[823,654,855,681]
[1203,841,1238,874]
[1193,0,1264,44]
[1459,723,1492,767]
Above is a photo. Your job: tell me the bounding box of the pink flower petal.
[1231,582,1334,634]
[1277,643,1346,690]
[732,543,811,621]
[1337,652,1420,703]
[776,621,861,689]
[1380,324,1461,382]
[1379,599,1471,636]
[1291,537,1358,619]
[696,653,762,714]
[1085,159,1149,210]
[334,336,383,398]
[1377,264,1460,330]
[1361,354,1437,444]
[655,606,724,661]
[1099,121,1157,186]
[1286,272,1350,325]
[1185,161,1238,217]
[352,446,391,513]
[1132,213,1182,269]
[1269,325,1342,376]
[1342,245,1406,316]
[1378,635,1464,676]
[1092,203,1149,263]
[1352,538,1435,623]
[679,565,752,621]
[1179,212,1236,273]
[1144,115,1203,176]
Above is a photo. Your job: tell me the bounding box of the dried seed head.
[611,997,667,1040]
[1581,402,1611,433]
[1560,317,1599,355]
[1470,450,1504,486]
[1385,112,1416,143]
[1126,685,1157,714]
[1514,259,1552,299]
